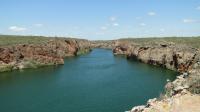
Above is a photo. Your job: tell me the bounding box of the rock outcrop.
[0,38,91,72]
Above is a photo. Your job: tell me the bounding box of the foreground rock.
[131,92,200,112]
[0,38,91,72]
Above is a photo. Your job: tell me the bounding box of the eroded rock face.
[0,39,91,72]
[113,41,198,72]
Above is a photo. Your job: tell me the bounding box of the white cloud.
[9,26,27,32]
[148,12,156,16]
[140,23,146,26]
[197,6,200,10]
[33,23,43,27]
[183,19,199,23]
[101,26,107,30]
[112,23,119,26]
[110,16,116,21]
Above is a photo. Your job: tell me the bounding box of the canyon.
[0,36,200,112]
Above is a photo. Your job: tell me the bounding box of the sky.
[0,0,200,40]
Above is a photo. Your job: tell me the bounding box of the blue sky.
[0,0,200,40]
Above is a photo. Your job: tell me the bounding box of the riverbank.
[112,38,200,112]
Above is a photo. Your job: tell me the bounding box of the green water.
[0,49,176,112]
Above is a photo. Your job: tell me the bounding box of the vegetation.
[1,35,200,48]
[0,35,52,46]
[119,37,200,48]
[0,35,87,46]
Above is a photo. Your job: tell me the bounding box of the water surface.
[0,49,176,112]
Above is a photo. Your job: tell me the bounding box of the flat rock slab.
[143,93,200,112]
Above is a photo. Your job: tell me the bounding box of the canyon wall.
[0,38,91,72]
[113,40,199,73]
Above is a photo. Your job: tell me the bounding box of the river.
[0,49,176,112]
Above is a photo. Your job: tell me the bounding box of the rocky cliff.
[113,40,199,73]
[0,38,91,72]
[113,39,200,112]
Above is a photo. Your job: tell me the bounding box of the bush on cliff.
[0,64,13,72]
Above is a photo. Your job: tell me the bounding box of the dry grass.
[118,37,200,48]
